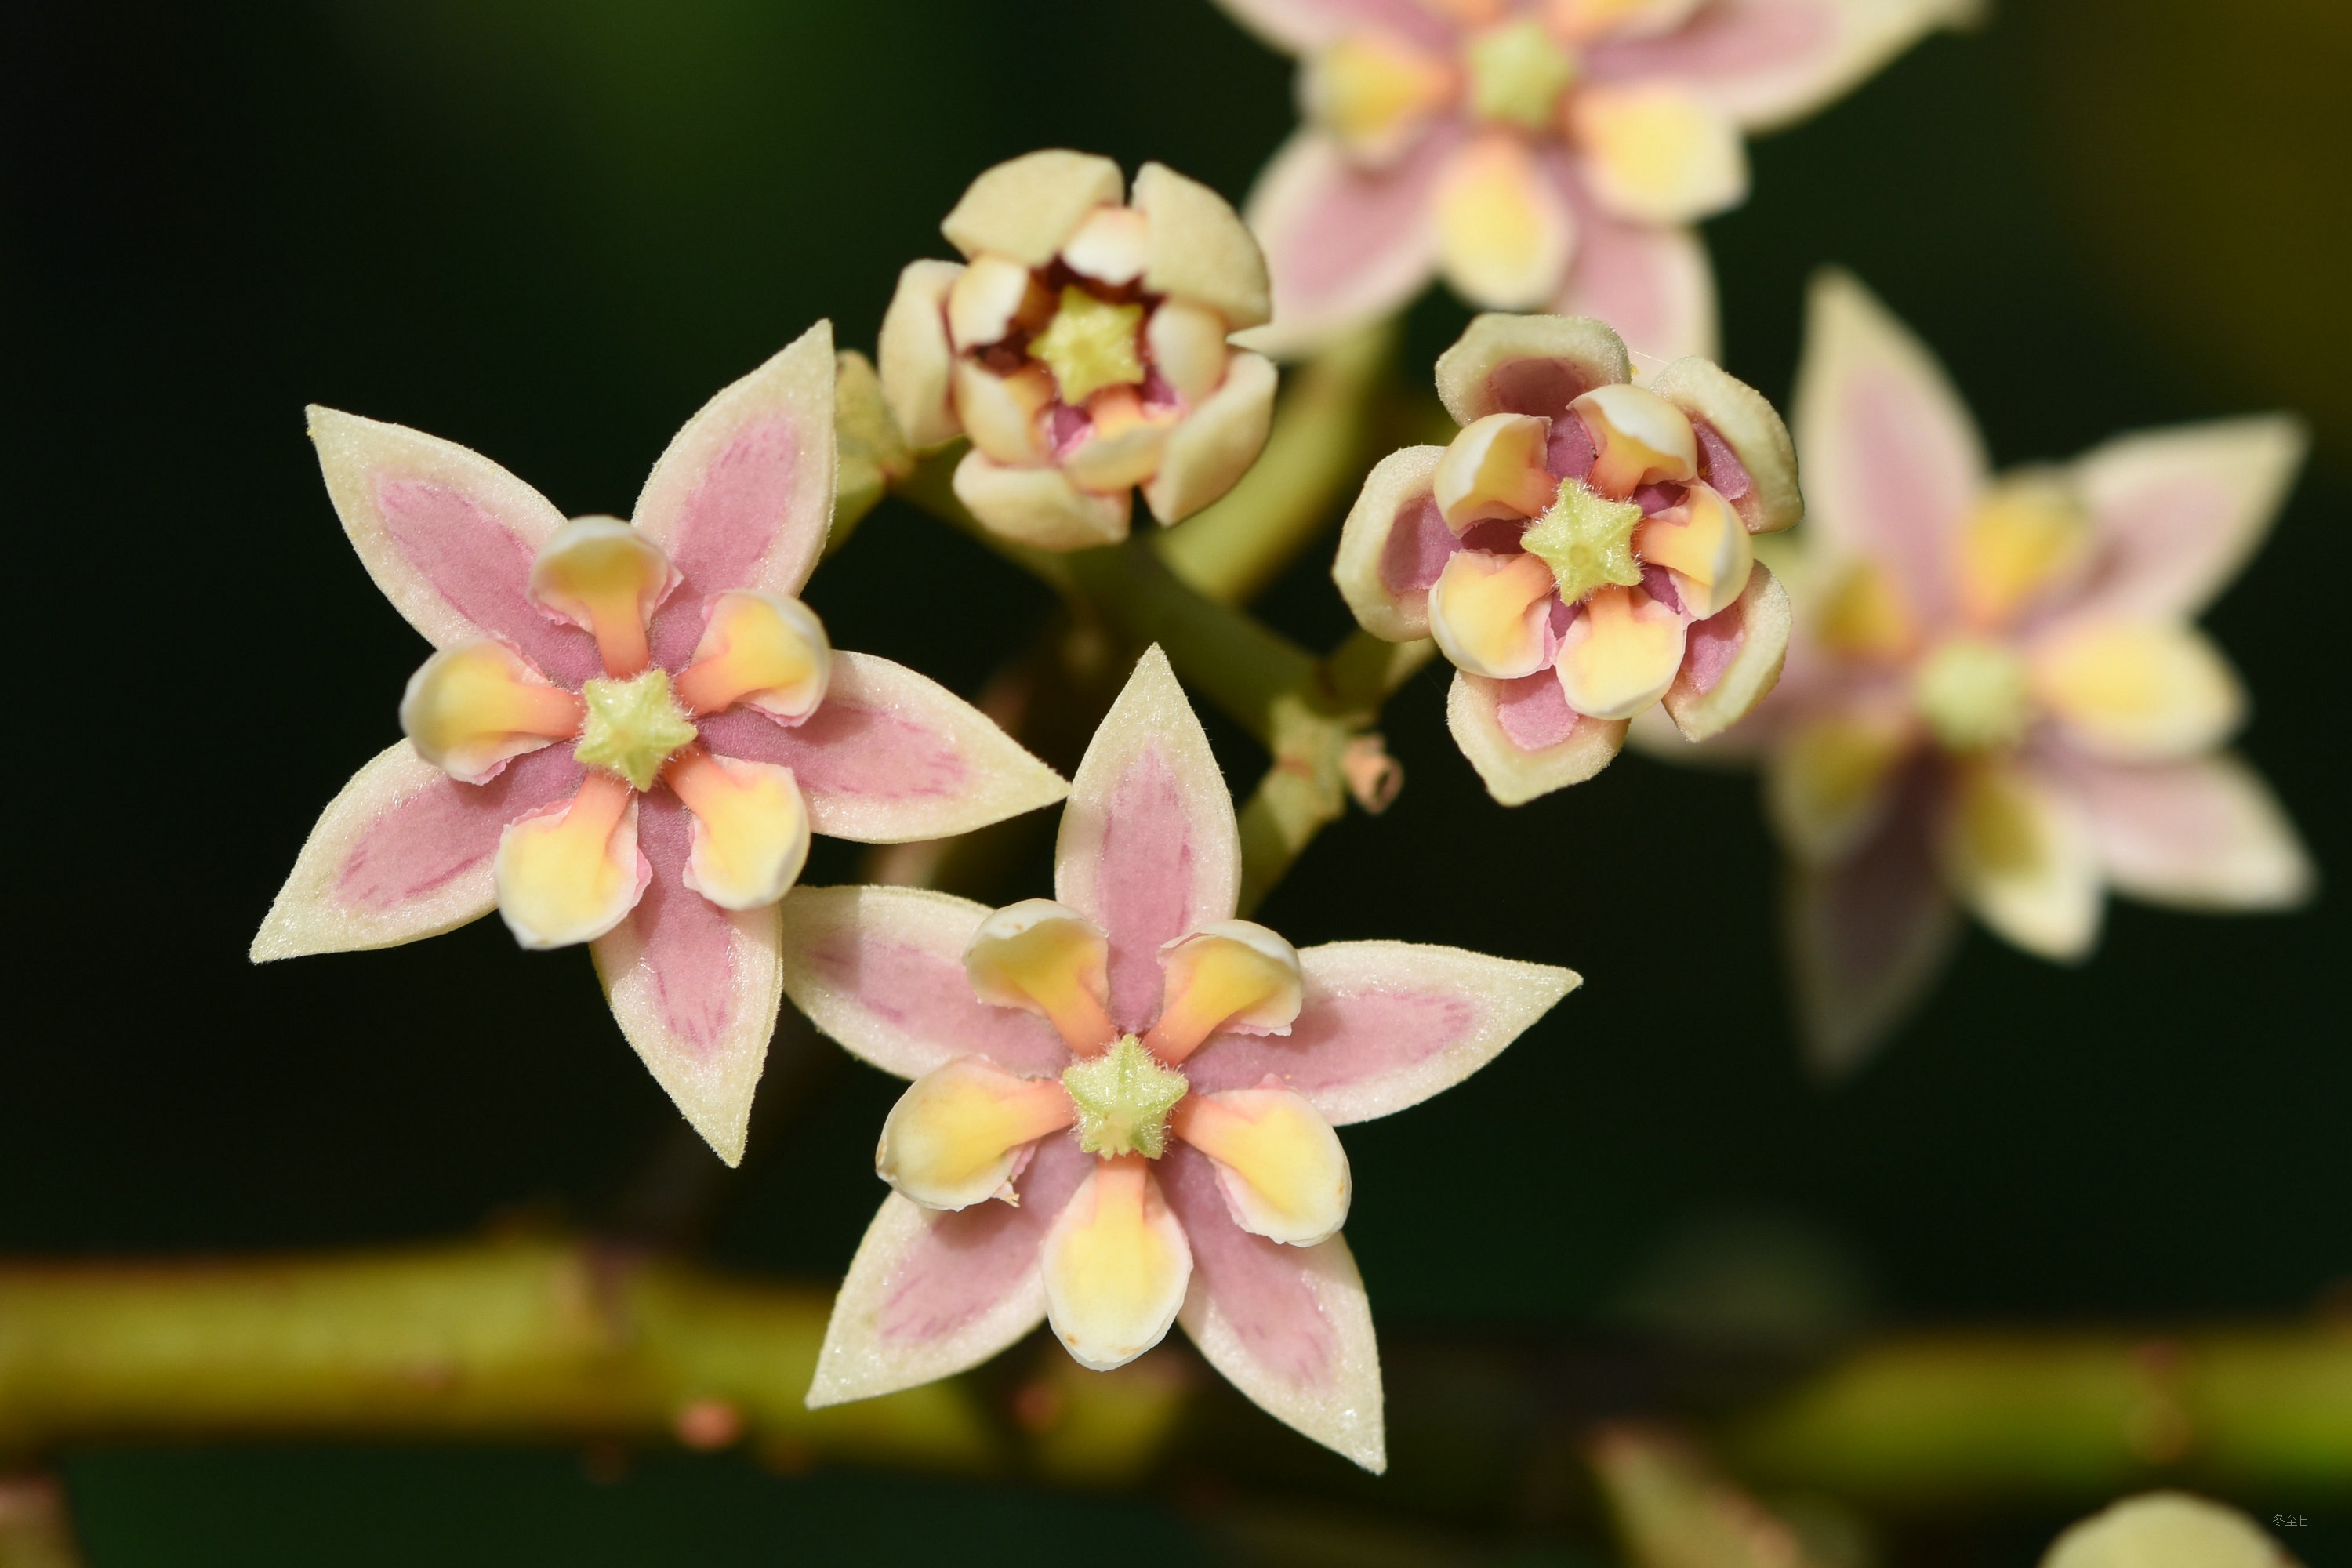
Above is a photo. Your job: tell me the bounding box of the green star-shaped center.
[1465,19,1577,132]
[1061,1035,1189,1159]
[1027,285,1145,406]
[1913,637,2033,753]
[1521,477,1646,604]
[573,668,699,791]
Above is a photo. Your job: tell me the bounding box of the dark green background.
[7,1,2347,1561]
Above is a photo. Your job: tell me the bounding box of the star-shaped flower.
[1220,0,1973,364]
[251,325,1069,1163]
[1334,310,1800,803]
[775,648,1579,1468]
[1706,273,2313,1073]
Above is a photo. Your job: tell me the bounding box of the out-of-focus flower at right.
[1710,271,2313,1075]
[880,151,1278,552]
[2041,1492,2300,1568]
[1217,0,1974,366]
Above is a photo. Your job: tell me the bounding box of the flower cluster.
[1337,310,1798,802]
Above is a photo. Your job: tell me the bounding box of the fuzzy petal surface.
[953,451,1134,551]
[1447,669,1629,804]
[1142,350,1279,524]
[1185,940,1579,1123]
[2049,752,2314,913]
[1434,312,1632,425]
[808,1135,1090,1408]
[1134,161,1272,330]
[695,651,1066,844]
[1648,353,1803,533]
[2065,416,2307,622]
[1334,445,1450,641]
[878,260,967,450]
[942,150,1125,267]
[1054,647,1243,1030]
[776,885,1073,1081]
[251,742,583,961]
[1661,560,1791,739]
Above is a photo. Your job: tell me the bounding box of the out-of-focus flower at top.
[2041,1492,2300,1568]
[250,325,1069,1164]
[775,647,1577,1469]
[1711,272,2312,1074]
[880,151,1279,551]
[1219,0,1973,365]
[1335,311,1799,804]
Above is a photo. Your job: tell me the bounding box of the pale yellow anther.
[1143,921,1304,1065]
[1062,1035,1191,1158]
[1465,17,1577,131]
[1816,557,1918,662]
[528,516,675,677]
[1061,386,1177,493]
[1914,637,2033,753]
[1171,1088,1351,1247]
[1523,477,1646,604]
[1555,584,1686,720]
[1060,205,1151,287]
[1435,136,1573,310]
[953,359,1056,465]
[1028,287,1147,407]
[1145,299,1231,405]
[2032,620,2244,761]
[1571,383,1698,498]
[572,668,699,792]
[1041,1155,1191,1371]
[399,639,584,786]
[1428,549,1559,680]
[965,899,1119,1054]
[673,590,831,721]
[494,773,643,951]
[877,1056,1076,1211]
[946,254,1048,353]
[1305,34,1456,163]
[1957,481,2090,629]
[1634,481,1754,619]
[1435,412,1558,532]
[665,748,809,911]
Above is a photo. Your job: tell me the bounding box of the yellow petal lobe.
[1171,1087,1352,1246]
[1041,1155,1192,1372]
[665,748,810,911]
[1766,710,1915,864]
[1436,412,1559,532]
[494,773,644,950]
[399,640,583,786]
[1428,550,1560,680]
[1957,481,2089,629]
[1635,481,1754,619]
[966,899,1119,1054]
[673,590,833,720]
[1816,557,1918,662]
[2033,620,2244,761]
[1570,84,1747,224]
[1144,921,1305,1065]
[528,516,674,677]
[1435,136,1574,310]
[1305,34,1455,163]
[1573,383,1698,498]
[1555,584,1686,720]
[876,1055,1075,1210]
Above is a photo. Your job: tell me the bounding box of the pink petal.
[307,407,599,686]
[1054,648,1242,1032]
[1586,0,1966,133]
[1660,561,1791,741]
[807,1134,1090,1407]
[590,794,786,1166]
[637,326,839,673]
[1790,268,1985,627]
[1446,669,1629,805]
[2059,416,2307,624]
[696,652,1066,844]
[1334,445,1450,643]
[1241,125,1457,359]
[251,741,582,961]
[2042,749,2313,911]
[776,885,1073,1081]
[1161,1143,1385,1472]
[1548,154,1720,369]
[1785,757,1962,1077]
[1185,941,1578,1123]
[1210,0,1456,51]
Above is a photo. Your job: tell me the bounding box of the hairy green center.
[1061,1036,1189,1159]
[1522,477,1646,604]
[574,669,699,790]
[1028,286,1146,406]
[1913,637,2033,753]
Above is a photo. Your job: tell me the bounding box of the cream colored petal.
[1446,670,1628,804]
[952,359,1054,466]
[1646,353,1802,534]
[1659,559,1791,740]
[953,449,1133,551]
[1062,397,1176,495]
[1134,162,1272,331]
[1434,311,1632,425]
[495,774,648,950]
[1556,584,1686,720]
[1940,757,2102,961]
[1139,350,1278,524]
[1174,1088,1350,1246]
[1145,299,1232,405]
[877,1055,1075,1210]
[1428,549,1559,679]
[1042,1157,1192,1371]
[946,253,1047,352]
[2031,619,2245,762]
[1635,481,1751,618]
[942,150,1125,267]
[1433,412,1558,531]
[878,260,967,449]
[2041,1491,2297,1568]
[1570,85,1748,225]
[1572,381,1697,496]
[1434,136,1577,311]
[1332,445,1448,642]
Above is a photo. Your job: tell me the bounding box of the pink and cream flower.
[775,648,1577,1468]
[880,151,1279,551]
[251,325,1069,1163]
[1727,272,2313,1071]
[1336,311,1798,804]
[1222,0,1970,365]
